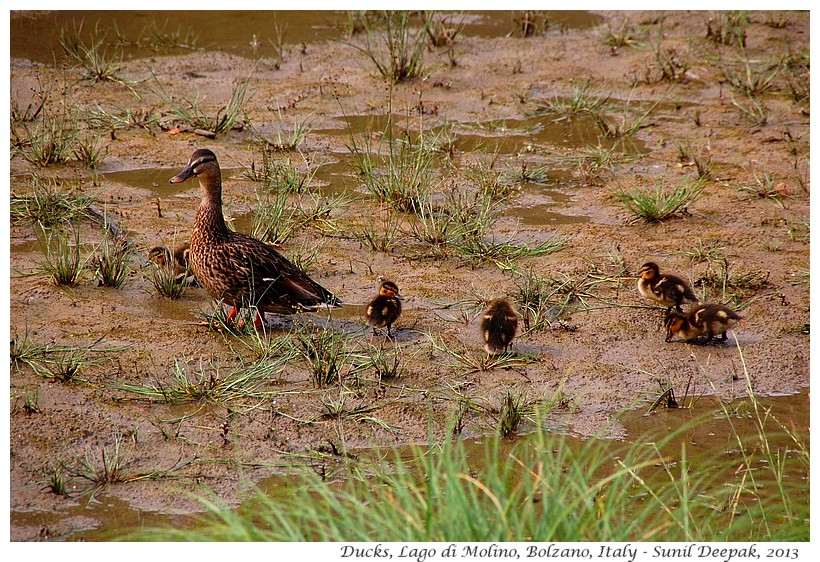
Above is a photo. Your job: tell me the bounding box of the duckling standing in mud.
[480,298,519,355]
[366,279,403,338]
[637,262,698,313]
[664,303,743,344]
[147,242,195,285]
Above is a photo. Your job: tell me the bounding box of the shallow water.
[10,10,602,65]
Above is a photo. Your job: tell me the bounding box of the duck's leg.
[226,306,239,324]
[253,310,265,330]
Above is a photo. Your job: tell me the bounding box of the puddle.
[30,390,804,541]
[11,11,604,65]
[511,205,591,226]
[100,167,242,199]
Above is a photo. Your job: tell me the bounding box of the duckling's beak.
[170,165,196,184]
[396,294,405,301]
[665,331,674,342]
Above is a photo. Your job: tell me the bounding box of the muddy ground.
[8,11,810,541]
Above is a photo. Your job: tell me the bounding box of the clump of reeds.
[611,178,705,223]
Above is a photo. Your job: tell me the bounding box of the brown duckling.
[366,279,403,338]
[147,242,192,284]
[664,303,743,344]
[169,148,341,328]
[638,262,698,313]
[480,298,519,355]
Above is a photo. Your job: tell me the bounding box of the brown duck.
[480,298,519,355]
[637,262,698,313]
[664,303,743,343]
[147,242,193,284]
[169,148,340,327]
[366,278,403,338]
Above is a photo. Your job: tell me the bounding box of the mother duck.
[170,148,341,327]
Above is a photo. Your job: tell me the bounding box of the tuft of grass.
[532,79,609,116]
[290,321,356,388]
[730,93,770,127]
[48,350,88,383]
[10,175,95,227]
[10,75,50,123]
[428,334,537,375]
[718,57,781,98]
[736,172,790,206]
[343,11,429,83]
[72,131,108,168]
[92,233,132,288]
[20,386,41,415]
[13,113,78,167]
[115,356,281,406]
[249,110,313,152]
[82,105,160,132]
[249,188,306,245]
[60,433,195,502]
[362,340,411,381]
[500,162,549,185]
[465,158,518,201]
[496,388,531,437]
[131,20,199,52]
[58,21,128,84]
[10,330,119,379]
[351,206,403,253]
[513,267,594,332]
[35,223,83,287]
[612,178,706,223]
[512,10,551,37]
[151,69,253,135]
[425,12,463,49]
[348,119,438,214]
[145,252,188,300]
[674,239,725,264]
[42,465,70,497]
[243,151,318,194]
[594,97,661,139]
[705,11,749,48]
[602,18,641,49]
[676,143,715,180]
[694,259,769,305]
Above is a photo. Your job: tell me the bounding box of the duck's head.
[378,280,403,300]
[170,149,219,184]
[638,262,659,280]
[663,310,686,342]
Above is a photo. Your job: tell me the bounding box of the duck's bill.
[169,167,196,184]
[665,332,675,342]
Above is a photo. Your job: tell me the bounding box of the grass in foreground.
[122,377,808,541]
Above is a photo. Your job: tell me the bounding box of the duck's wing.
[230,233,341,311]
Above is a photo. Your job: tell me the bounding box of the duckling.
[169,148,341,328]
[637,262,698,313]
[480,298,519,355]
[147,243,193,284]
[366,279,403,338]
[664,303,743,344]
